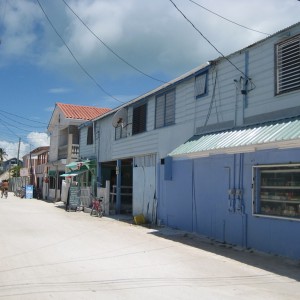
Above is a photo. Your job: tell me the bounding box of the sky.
[0,0,299,160]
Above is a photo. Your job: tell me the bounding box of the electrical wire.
[61,0,167,85]
[36,0,124,104]
[0,118,46,134]
[188,0,271,36]
[168,0,251,81]
[0,119,20,139]
[0,112,47,129]
[0,109,48,125]
[203,67,218,127]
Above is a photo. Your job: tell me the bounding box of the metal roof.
[169,118,300,158]
[56,103,110,120]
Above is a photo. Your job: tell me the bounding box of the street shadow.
[147,226,300,282]
[40,201,300,282]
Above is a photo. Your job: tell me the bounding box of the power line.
[0,119,20,139]
[61,0,167,84]
[168,0,250,80]
[0,109,48,125]
[0,118,46,134]
[0,112,46,129]
[188,0,270,36]
[36,0,124,104]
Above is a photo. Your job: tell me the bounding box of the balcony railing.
[36,164,46,174]
[58,144,79,160]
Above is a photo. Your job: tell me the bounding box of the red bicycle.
[90,193,103,217]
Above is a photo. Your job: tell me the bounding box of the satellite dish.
[112,108,128,128]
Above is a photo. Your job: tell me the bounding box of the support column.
[116,159,122,214]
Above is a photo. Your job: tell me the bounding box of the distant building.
[47,102,110,201]
[1,158,22,171]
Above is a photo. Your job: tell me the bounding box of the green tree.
[0,148,7,163]
[0,148,7,174]
[11,165,21,178]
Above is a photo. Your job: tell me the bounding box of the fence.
[9,177,29,193]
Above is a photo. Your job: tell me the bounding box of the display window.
[253,164,300,220]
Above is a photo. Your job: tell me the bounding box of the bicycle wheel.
[90,206,94,216]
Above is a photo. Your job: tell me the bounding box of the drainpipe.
[96,124,101,188]
[55,164,58,201]
[242,51,249,123]
[116,159,122,214]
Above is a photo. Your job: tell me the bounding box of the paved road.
[0,193,299,300]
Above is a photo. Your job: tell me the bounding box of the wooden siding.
[97,116,114,162]
[111,80,196,160]
[79,125,96,159]
[49,125,59,162]
[94,23,300,162]
[195,24,300,133]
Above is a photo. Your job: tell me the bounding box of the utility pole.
[17,137,21,166]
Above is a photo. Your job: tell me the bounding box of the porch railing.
[58,144,79,160]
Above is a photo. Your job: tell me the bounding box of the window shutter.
[165,90,175,125]
[115,126,121,140]
[276,34,300,94]
[195,73,207,97]
[87,126,93,145]
[132,103,147,135]
[155,95,165,128]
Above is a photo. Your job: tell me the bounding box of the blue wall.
[158,148,300,260]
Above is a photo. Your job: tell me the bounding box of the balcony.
[58,144,79,160]
[36,164,46,174]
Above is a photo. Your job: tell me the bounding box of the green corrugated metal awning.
[169,119,300,158]
[60,170,87,177]
[66,159,95,170]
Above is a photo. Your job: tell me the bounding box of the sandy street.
[0,193,299,300]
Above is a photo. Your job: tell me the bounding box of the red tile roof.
[56,102,111,120]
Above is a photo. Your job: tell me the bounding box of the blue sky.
[0,0,299,160]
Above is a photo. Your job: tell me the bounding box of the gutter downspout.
[116,159,122,214]
[243,51,249,123]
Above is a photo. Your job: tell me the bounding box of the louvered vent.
[276,34,300,94]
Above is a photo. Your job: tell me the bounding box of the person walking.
[1,180,9,198]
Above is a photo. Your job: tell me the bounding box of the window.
[155,90,175,129]
[253,164,300,219]
[115,126,127,140]
[132,103,147,135]
[87,126,93,145]
[195,71,208,98]
[49,175,55,189]
[276,34,300,94]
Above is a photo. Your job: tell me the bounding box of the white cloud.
[0,0,41,64]
[27,132,50,149]
[0,132,49,161]
[48,87,71,94]
[0,140,29,161]
[2,0,299,79]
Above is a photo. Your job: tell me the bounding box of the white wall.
[97,116,114,162]
[79,125,96,159]
[194,23,300,132]
[97,78,197,161]
[49,125,59,162]
[133,166,156,222]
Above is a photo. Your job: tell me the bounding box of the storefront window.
[253,164,300,219]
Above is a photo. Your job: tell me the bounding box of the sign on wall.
[26,185,33,199]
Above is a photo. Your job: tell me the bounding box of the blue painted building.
[80,21,300,260]
[158,22,300,260]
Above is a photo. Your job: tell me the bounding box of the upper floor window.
[195,71,208,98]
[115,125,127,140]
[132,103,147,135]
[276,34,300,94]
[155,90,175,129]
[87,126,93,145]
